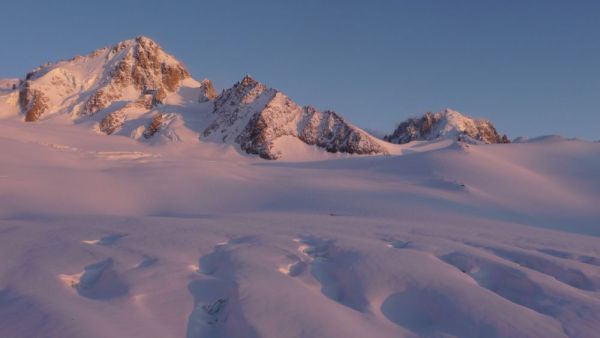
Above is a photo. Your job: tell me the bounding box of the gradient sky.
[1,0,598,139]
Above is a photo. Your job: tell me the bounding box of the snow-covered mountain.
[0,36,514,160]
[203,75,388,159]
[1,36,599,338]
[0,36,389,160]
[385,109,510,144]
[0,36,207,145]
[16,36,191,121]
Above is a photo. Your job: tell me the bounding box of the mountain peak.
[16,36,190,121]
[134,35,158,45]
[107,35,160,51]
[237,74,261,89]
[204,77,387,159]
[385,109,509,144]
[198,79,217,102]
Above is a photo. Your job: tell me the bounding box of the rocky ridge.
[384,109,509,144]
[1,36,514,160]
[17,36,190,122]
[204,75,388,159]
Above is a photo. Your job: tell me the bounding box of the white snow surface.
[0,116,599,338]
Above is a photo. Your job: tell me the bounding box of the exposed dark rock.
[19,82,49,122]
[198,79,217,103]
[83,89,114,115]
[385,109,509,144]
[206,75,388,159]
[99,110,126,135]
[143,114,164,139]
[78,36,190,115]
[299,108,387,155]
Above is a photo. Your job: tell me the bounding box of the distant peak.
[385,109,509,145]
[198,79,217,103]
[240,74,258,87]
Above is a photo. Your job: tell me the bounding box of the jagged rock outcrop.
[143,114,165,139]
[7,36,390,159]
[384,109,509,144]
[98,94,159,135]
[19,82,49,122]
[17,36,190,121]
[80,36,189,115]
[99,110,126,135]
[203,75,277,143]
[204,75,388,159]
[198,79,216,102]
[299,107,386,155]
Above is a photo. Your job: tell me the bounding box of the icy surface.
[0,115,598,338]
[0,35,599,338]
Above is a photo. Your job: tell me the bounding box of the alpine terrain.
[0,36,598,338]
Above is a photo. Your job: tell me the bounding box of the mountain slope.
[204,75,388,159]
[385,109,509,144]
[1,37,390,160]
[0,36,210,144]
[16,36,190,122]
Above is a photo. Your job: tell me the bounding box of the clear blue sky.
[1,0,598,139]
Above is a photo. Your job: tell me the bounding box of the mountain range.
[0,36,509,159]
[1,36,600,338]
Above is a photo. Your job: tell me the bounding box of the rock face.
[204,75,388,159]
[143,114,165,139]
[198,79,217,102]
[98,93,158,135]
[4,36,392,159]
[299,107,385,154]
[19,83,49,122]
[17,36,190,121]
[384,109,509,144]
[99,110,126,135]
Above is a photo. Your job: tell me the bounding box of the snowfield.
[0,36,598,336]
[0,117,599,338]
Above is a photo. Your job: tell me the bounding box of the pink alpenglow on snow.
[0,35,599,338]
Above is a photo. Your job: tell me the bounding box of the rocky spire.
[198,79,217,103]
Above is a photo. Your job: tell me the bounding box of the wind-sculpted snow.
[187,238,259,338]
[1,51,600,338]
[440,250,600,337]
[75,258,129,299]
[380,286,499,337]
